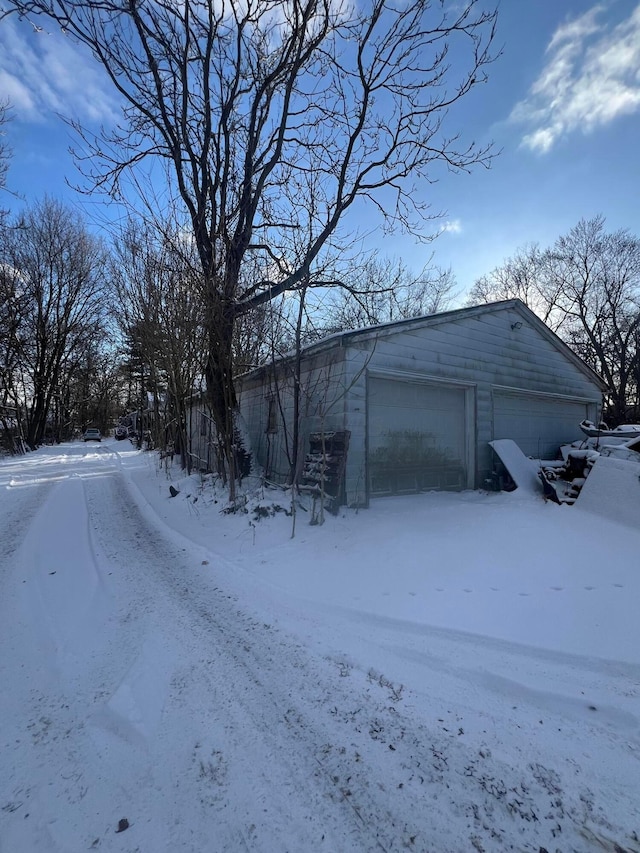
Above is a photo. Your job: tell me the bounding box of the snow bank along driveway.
[0,442,638,853]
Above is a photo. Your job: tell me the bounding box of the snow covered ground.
[1,440,638,853]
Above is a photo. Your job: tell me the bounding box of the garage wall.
[341,303,602,505]
[238,302,603,507]
[237,347,348,485]
[492,388,595,459]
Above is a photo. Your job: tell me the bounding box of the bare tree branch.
[468,216,640,423]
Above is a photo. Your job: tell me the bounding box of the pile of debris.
[490,423,640,521]
[539,448,600,504]
[539,426,640,505]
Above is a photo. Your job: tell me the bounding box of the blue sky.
[1,1,639,297]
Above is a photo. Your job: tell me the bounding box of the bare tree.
[469,216,640,423]
[0,258,29,454]
[0,105,22,420]
[323,256,458,333]
[0,100,12,226]
[0,262,24,407]
[465,244,563,328]
[112,219,208,468]
[2,0,498,479]
[259,170,354,493]
[0,100,9,190]
[544,217,640,423]
[57,336,126,438]
[1,197,107,447]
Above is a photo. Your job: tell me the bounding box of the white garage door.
[493,392,590,458]
[368,377,468,496]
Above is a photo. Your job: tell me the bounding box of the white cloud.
[546,5,603,53]
[440,219,462,235]
[0,68,36,115]
[0,17,120,126]
[511,3,640,153]
[521,128,554,154]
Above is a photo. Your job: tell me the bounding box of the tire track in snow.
[87,474,459,851]
[0,474,98,852]
[2,456,637,853]
[83,472,635,853]
[84,473,391,852]
[0,472,55,570]
[11,476,113,682]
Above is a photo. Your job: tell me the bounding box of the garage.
[239,299,606,507]
[493,389,592,458]
[368,375,471,496]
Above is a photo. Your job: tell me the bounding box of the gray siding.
[185,397,216,472]
[341,304,601,505]
[238,302,603,507]
[238,347,347,485]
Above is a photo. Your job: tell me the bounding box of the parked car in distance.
[83,428,102,442]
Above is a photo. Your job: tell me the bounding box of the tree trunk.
[204,304,237,492]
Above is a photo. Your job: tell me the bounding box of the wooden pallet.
[299,430,350,516]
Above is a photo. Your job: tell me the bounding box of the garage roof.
[303,299,607,391]
[240,299,607,392]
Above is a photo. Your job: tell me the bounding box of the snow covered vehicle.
[578,420,640,440]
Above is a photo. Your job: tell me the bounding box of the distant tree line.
[0,198,112,448]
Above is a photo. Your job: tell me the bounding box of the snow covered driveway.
[1,444,639,852]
